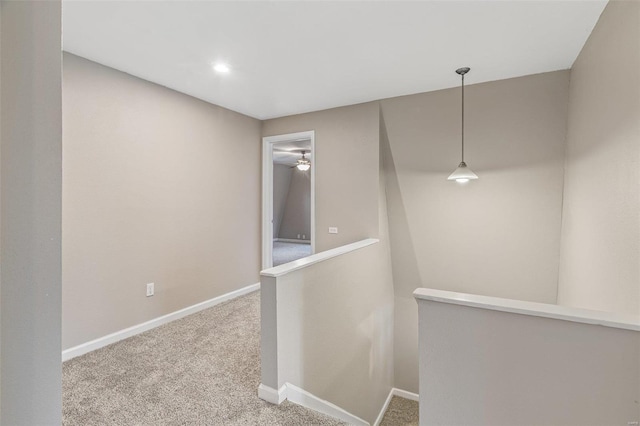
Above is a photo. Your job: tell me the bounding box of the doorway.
[262,131,315,269]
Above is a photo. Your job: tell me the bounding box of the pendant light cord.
[461,72,465,163]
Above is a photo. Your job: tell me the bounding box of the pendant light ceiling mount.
[448,66,478,183]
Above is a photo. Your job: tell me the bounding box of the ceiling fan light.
[296,150,311,171]
[447,162,478,181]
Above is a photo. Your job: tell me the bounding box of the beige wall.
[0,3,3,413]
[417,299,640,425]
[60,2,640,413]
[558,0,640,316]
[1,1,62,423]
[273,164,292,238]
[62,53,262,349]
[261,241,394,424]
[264,73,569,395]
[263,102,380,251]
[278,168,311,240]
[381,71,570,392]
[0,3,2,412]
[261,102,392,422]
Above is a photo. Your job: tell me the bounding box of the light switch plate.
[329,227,338,234]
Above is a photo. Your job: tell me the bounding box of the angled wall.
[273,164,293,238]
[278,168,311,240]
[380,71,570,392]
[558,0,640,316]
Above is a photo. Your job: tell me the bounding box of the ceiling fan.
[294,150,311,171]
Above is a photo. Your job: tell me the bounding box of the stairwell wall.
[380,71,570,392]
[557,0,640,316]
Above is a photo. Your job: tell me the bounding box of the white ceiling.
[273,140,312,166]
[62,0,607,120]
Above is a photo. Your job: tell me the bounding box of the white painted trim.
[62,282,260,361]
[262,131,316,270]
[373,388,420,426]
[414,287,640,332]
[262,135,274,269]
[373,388,395,426]
[274,238,311,244]
[393,388,419,401]
[258,383,287,405]
[261,238,379,278]
[285,383,369,426]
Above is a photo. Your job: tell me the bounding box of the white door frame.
[262,130,316,270]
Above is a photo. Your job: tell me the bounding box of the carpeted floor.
[63,291,346,425]
[379,397,419,426]
[63,290,418,425]
[272,241,311,266]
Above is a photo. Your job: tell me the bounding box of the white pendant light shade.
[449,67,478,182]
[447,161,478,183]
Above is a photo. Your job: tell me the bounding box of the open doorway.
[262,131,315,268]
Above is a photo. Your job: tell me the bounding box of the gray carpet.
[379,397,419,426]
[272,241,311,266]
[63,291,346,425]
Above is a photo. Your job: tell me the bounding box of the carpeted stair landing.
[379,397,419,426]
[63,291,347,425]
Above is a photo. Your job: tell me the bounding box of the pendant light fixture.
[296,151,311,171]
[448,67,478,183]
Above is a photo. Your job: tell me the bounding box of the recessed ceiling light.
[213,63,230,73]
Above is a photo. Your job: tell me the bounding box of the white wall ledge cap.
[413,287,640,332]
[261,238,379,278]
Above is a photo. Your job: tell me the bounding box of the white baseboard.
[393,388,419,401]
[373,388,420,426]
[62,282,260,362]
[274,238,311,244]
[285,383,369,426]
[258,383,287,405]
[373,388,395,426]
[259,382,415,426]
